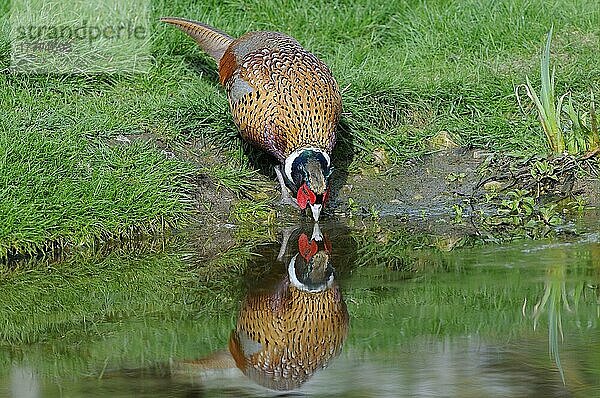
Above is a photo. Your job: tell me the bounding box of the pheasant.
[170,224,348,391]
[228,224,348,390]
[161,17,342,221]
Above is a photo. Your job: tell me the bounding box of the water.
[1,220,599,397]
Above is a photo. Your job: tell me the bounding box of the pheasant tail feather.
[160,17,233,62]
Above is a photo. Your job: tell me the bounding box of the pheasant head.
[284,149,332,221]
[289,224,334,292]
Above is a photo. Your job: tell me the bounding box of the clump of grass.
[563,91,600,155]
[517,27,600,155]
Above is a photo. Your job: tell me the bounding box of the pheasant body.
[220,31,341,161]
[161,18,341,220]
[229,283,348,390]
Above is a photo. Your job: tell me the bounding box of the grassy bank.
[1,0,599,255]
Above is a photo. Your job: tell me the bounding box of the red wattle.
[297,183,316,209]
[298,233,318,261]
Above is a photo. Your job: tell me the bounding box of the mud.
[331,148,484,232]
[111,132,600,241]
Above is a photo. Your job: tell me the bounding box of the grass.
[1,0,599,255]
[518,28,600,155]
[520,27,566,153]
[0,129,195,259]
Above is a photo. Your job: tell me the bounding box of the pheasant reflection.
[230,223,348,390]
[180,223,348,391]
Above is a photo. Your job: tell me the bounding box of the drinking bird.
[161,17,342,221]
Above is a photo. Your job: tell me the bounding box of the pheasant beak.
[309,203,322,221]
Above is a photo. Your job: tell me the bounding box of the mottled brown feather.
[221,32,341,161]
[162,19,341,171]
[229,282,348,390]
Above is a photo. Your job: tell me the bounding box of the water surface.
[1,220,599,397]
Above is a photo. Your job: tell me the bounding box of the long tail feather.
[160,17,234,62]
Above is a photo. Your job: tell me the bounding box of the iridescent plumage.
[161,17,341,220]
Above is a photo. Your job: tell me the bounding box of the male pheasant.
[161,17,342,221]
[171,224,348,391]
[228,224,348,390]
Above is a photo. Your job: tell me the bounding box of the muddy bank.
[330,148,599,239]
[185,145,599,245]
[104,130,599,244]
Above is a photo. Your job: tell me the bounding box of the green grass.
[1,0,600,255]
[0,126,195,259]
[518,28,600,155]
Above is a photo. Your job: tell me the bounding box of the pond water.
[1,218,599,397]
